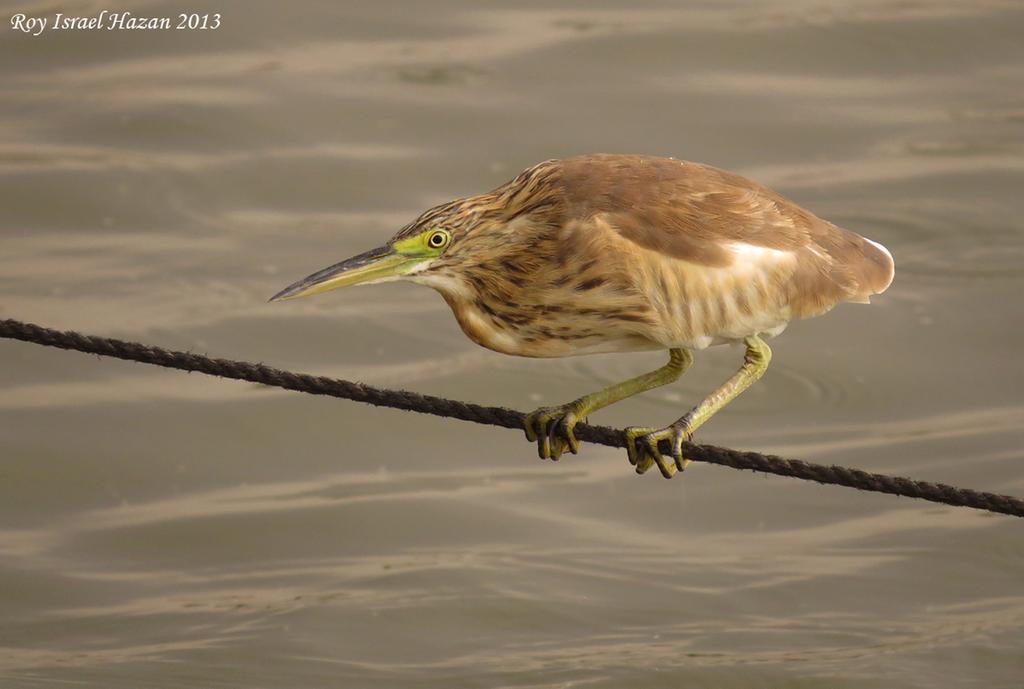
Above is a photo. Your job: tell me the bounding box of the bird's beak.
[269,244,414,302]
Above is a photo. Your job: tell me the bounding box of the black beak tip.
[267,284,298,303]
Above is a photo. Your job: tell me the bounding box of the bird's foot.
[523,404,585,461]
[623,423,692,478]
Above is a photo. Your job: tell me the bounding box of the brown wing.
[556,154,893,314]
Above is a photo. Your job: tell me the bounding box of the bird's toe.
[523,419,537,443]
[625,426,672,476]
[523,408,552,458]
[643,432,677,478]
[669,424,693,473]
[624,426,691,478]
[524,405,580,461]
[623,426,653,469]
[550,412,581,458]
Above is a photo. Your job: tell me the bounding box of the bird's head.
[269,162,561,303]
[268,200,491,303]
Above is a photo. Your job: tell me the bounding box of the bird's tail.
[846,235,894,304]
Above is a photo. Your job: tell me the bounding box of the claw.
[538,425,552,459]
[550,412,581,456]
[523,405,582,461]
[624,426,654,470]
[623,423,693,478]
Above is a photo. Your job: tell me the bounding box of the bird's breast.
[443,295,524,355]
[440,290,662,358]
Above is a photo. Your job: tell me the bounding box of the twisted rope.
[2,317,1021,518]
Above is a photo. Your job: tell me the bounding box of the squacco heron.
[271,154,894,477]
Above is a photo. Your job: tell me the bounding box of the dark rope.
[2,317,1021,518]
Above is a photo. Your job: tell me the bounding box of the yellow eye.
[427,230,450,249]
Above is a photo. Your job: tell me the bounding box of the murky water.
[2,1,1023,687]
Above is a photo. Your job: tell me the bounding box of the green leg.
[525,348,692,461]
[626,335,772,478]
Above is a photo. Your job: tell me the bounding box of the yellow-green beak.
[269,245,414,302]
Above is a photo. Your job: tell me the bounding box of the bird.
[270,154,894,478]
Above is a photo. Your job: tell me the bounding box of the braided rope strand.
[1,318,1021,518]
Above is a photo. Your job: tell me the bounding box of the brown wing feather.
[556,154,893,314]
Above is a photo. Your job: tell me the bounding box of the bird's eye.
[427,231,450,249]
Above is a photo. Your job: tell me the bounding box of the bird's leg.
[626,335,772,478]
[524,348,692,461]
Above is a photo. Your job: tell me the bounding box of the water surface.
[1,1,1023,687]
